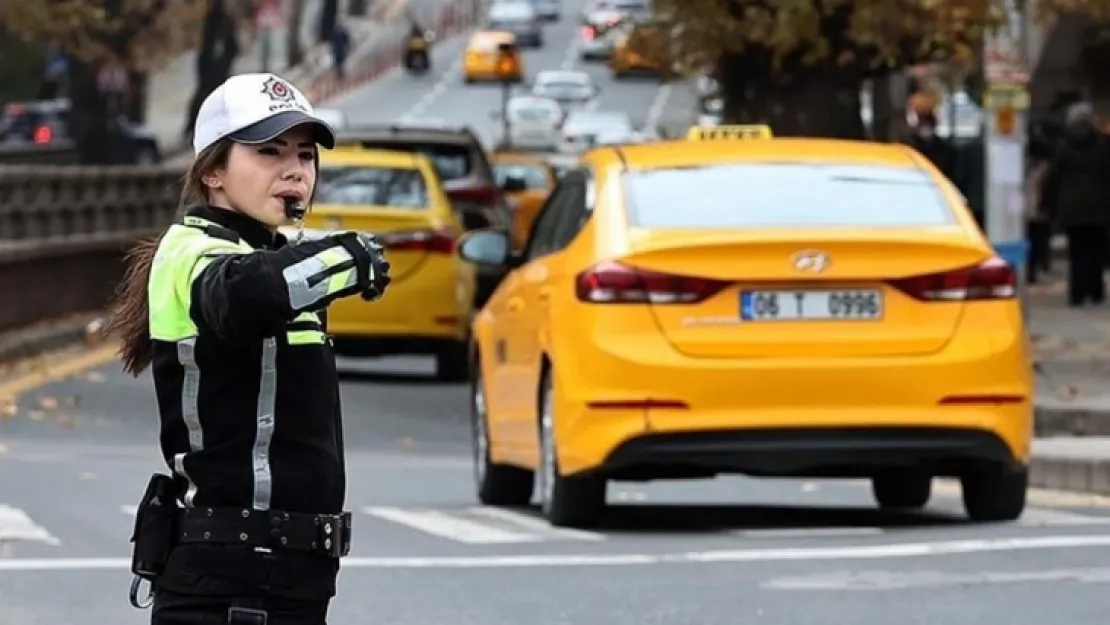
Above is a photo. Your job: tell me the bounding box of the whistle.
[283,197,306,220]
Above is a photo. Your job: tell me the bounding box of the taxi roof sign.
[686,124,773,141]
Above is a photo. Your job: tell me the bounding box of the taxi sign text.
[686,124,774,141]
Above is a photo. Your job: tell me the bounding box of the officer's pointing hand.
[354,233,392,301]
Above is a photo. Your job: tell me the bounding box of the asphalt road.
[5,3,1110,623]
[324,0,696,144]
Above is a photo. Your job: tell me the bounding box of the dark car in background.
[0,99,162,164]
[335,121,515,307]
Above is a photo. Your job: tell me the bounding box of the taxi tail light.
[574,260,728,304]
[447,185,498,206]
[378,228,455,254]
[888,257,1015,301]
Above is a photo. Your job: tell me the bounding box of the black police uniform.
[130,204,389,625]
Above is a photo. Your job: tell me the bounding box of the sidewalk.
[1026,266,1110,494]
[148,0,474,165]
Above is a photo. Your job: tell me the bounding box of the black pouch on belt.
[129,473,179,581]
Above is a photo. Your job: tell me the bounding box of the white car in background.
[530,70,598,110]
[559,109,634,154]
[492,95,565,151]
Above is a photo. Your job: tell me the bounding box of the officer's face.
[213,125,318,229]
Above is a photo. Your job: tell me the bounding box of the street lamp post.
[496,42,517,149]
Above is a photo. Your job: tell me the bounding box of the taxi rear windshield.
[622,163,957,228]
[317,165,430,209]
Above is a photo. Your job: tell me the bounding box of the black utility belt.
[177,506,352,559]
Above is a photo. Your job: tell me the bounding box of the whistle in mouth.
[283,196,306,220]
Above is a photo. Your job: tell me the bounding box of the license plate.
[740,290,883,321]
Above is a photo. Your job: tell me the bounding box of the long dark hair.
[104,140,233,376]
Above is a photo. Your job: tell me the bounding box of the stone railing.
[0,165,182,333]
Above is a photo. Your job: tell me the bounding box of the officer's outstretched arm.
[189,232,380,341]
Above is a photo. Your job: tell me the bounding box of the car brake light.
[574,260,728,304]
[378,228,455,254]
[447,186,498,205]
[581,26,595,39]
[888,257,1015,301]
[33,125,52,144]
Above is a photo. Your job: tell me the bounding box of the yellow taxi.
[302,147,476,381]
[456,125,1033,527]
[463,31,524,83]
[609,20,672,79]
[489,151,557,251]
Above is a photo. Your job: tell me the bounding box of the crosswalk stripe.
[362,506,544,544]
[0,504,60,546]
[465,507,606,541]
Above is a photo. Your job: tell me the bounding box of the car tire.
[472,365,534,506]
[434,340,469,382]
[537,368,606,528]
[961,462,1028,522]
[871,471,932,509]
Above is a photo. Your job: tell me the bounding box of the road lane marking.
[362,506,542,543]
[735,527,884,539]
[466,506,605,541]
[8,533,1110,570]
[0,505,60,547]
[0,343,118,403]
[643,83,672,132]
[763,566,1110,590]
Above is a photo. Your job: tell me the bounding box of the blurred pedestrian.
[1040,101,1110,306]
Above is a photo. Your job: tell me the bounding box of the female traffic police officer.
[104,72,392,625]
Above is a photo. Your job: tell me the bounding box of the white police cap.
[192,72,337,155]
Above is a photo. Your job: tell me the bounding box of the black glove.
[353,233,392,301]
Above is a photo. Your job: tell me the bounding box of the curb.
[1035,404,1110,437]
[0,314,102,365]
[1031,454,1110,496]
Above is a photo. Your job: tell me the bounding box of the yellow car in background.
[457,128,1032,527]
[463,31,524,83]
[490,151,557,251]
[609,19,673,79]
[304,148,476,381]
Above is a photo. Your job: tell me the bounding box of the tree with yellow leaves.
[651,0,1105,138]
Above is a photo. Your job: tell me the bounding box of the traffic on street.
[2,0,1110,623]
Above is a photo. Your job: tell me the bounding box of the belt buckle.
[317,513,350,558]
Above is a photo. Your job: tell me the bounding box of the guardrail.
[0,165,181,334]
[0,143,78,165]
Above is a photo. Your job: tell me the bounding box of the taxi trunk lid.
[578,229,1011,359]
[304,204,457,284]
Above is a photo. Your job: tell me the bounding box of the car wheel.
[871,471,932,509]
[961,462,1027,522]
[434,340,469,382]
[472,365,534,506]
[537,368,606,528]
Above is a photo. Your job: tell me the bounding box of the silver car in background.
[578,9,625,60]
[530,0,561,20]
[488,1,544,47]
[530,70,598,110]
[559,110,635,154]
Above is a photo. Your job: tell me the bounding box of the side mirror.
[500,175,527,192]
[457,230,511,266]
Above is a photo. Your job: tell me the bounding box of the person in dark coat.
[1039,101,1110,306]
[907,111,959,184]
